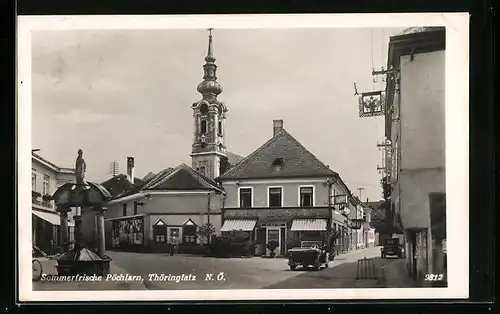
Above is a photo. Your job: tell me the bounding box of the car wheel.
[315,261,321,271]
[290,265,296,271]
[325,261,329,268]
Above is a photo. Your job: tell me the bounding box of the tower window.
[200,103,208,115]
[218,120,223,136]
[200,120,207,134]
[199,166,206,176]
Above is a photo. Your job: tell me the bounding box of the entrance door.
[266,227,281,256]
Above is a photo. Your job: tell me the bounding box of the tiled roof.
[216,129,337,180]
[101,174,144,198]
[225,151,245,166]
[142,172,156,182]
[140,164,223,193]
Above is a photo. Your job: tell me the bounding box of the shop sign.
[224,208,329,219]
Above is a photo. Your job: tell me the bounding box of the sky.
[31,27,404,202]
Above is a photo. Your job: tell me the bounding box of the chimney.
[127,157,135,184]
[273,119,283,137]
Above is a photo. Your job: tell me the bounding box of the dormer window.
[272,158,283,171]
[200,120,207,134]
[272,158,283,166]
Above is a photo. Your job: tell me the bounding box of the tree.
[197,222,216,244]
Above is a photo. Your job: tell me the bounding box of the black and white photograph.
[18,14,469,301]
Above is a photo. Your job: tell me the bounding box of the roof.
[32,152,75,173]
[216,129,338,180]
[142,172,156,182]
[140,164,224,193]
[225,151,245,166]
[396,27,443,36]
[366,200,384,210]
[100,174,144,198]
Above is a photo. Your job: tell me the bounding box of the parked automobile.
[380,237,403,259]
[287,241,330,271]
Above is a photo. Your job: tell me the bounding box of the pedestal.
[57,206,71,253]
[93,206,107,257]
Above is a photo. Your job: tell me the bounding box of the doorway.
[266,227,281,256]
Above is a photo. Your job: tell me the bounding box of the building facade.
[217,120,363,257]
[32,152,75,254]
[80,163,225,253]
[385,27,447,285]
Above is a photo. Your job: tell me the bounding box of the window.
[122,204,127,216]
[239,188,252,208]
[268,187,282,208]
[32,172,36,191]
[218,120,223,136]
[200,120,207,134]
[200,103,208,115]
[153,220,167,243]
[43,174,50,195]
[299,186,314,207]
[199,166,206,176]
[133,202,138,215]
[183,222,197,243]
[169,228,180,243]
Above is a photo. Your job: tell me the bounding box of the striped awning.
[290,219,327,231]
[220,219,257,232]
[33,211,75,227]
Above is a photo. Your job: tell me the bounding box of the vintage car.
[380,237,403,258]
[287,241,330,271]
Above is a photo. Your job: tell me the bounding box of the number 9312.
[424,274,444,281]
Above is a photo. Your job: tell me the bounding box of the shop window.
[301,231,322,241]
[268,187,282,208]
[183,222,197,243]
[169,227,180,243]
[32,172,36,191]
[299,186,313,207]
[122,204,127,216]
[43,174,50,195]
[153,220,167,243]
[239,188,252,208]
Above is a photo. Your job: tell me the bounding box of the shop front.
[221,207,330,257]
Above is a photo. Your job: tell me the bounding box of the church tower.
[191,29,228,179]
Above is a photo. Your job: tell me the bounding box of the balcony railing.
[32,191,54,209]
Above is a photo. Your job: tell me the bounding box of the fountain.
[51,149,113,276]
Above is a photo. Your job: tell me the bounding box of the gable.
[141,164,223,192]
[217,129,337,180]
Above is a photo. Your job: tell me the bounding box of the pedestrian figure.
[170,236,177,256]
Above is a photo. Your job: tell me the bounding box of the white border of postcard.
[18,13,469,301]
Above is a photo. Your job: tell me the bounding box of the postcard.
[18,13,469,301]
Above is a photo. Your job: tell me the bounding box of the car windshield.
[385,239,398,245]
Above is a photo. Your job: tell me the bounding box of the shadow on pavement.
[265,256,397,289]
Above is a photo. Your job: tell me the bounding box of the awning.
[220,219,257,232]
[33,211,75,227]
[290,219,327,231]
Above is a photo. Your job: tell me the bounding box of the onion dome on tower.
[197,28,223,102]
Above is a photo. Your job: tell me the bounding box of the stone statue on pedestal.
[75,149,86,185]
